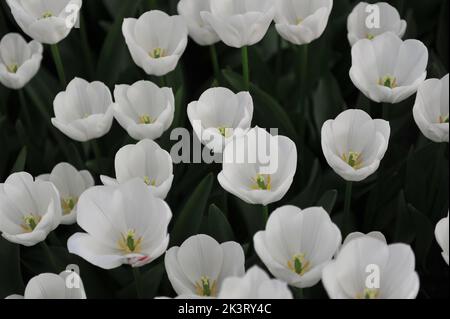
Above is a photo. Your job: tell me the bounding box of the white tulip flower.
[67,179,172,269]
[435,214,449,265]
[6,271,86,299]
[100,139,173,199]
[254,206,341,288]
[113,80,175,141]
[0,172,61,247]
[0,33,43,90]
[51,77,114,142]
[347,2,407,46]
[165,234,245,298]
[322,237,420,299]
[343,231,386,247]
[37,163,94,225]
[274,0,333,45]
[218,127,297,206]
[350,32,428,104]
[122,10,188,76]
[413,74,449,143]
[177,0,219,46]
[6,0,82,45]
[187,87,253,153]
[217,266,293,299]
[321,109,390,182]
[200,0,275,48]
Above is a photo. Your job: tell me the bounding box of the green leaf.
[96,0,142,86]
[116,264,164,299]
[170,173,214,246]
[206,204,235,243]
[0,238,24,298]
[289,160,322,208]
[11,146,27,173]
[222,69,299,141]
[317,189,338,214]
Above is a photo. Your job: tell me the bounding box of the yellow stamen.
[439,114,449,124]
[342,151,363,169]
[41,11,53,19]
[7,64,18,73]
[217,127,232,138]
[296,18,303,25]
[356,288,380,299]
[195,276,217,297]
[143,176,156,186]
[21,215,41,233]
[149,48,166,59]
[139,114,154,125]
[251,174,272,191]
[287,254,311,276]
[118,230,143,254]
[378,75,397,89]
[61,197,78,215]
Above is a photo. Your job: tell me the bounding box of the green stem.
[343,181,353,236]
[132,267,143,299]
[91,140,102,162]
[275,35,283,80]
[50,44,67,88]
[241,46,250,91]
[294,287,304,299]
[382,103,390,122]
[299,44,309,105]
[148,0,157,9]
[210,44,221,86]
[262,205,269,224]
[79,13,95,79]
[18,90,32,128]
[41,241,58,273]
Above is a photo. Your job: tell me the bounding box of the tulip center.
[367,33,375,40]
[217,127,233,138]
[21,215,42,233]
[7,63,19,73]
[143,175,156,186]
[41,11,53,19]
[118,230,143,253]
[378,75,397,89]
[439,114,449,124]
[138,114,155,125]
[287,254,311,276]
[342,151,363,169]
[149,48,166,59]
[251,174,272,191]
[61,197,78,215]
[357,288,380,299]
[195,276,217,297]
[296,18,303,25]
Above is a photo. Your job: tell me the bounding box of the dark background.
[0,0,448,299]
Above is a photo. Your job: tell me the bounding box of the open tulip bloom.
[254,206,341,288]
[200,0,275,48]
[122,10,188,76]
[347,2,407,46]
[321,109,390,182]
[100,139,174,199]
[5,0,82,45]
[350,32,428,104]
[218,127,297,206]
[322,237,420,299]
[187,87,253,153]
[0,33,43,90]
[413,74,449,143]
[51,77,114,142]
[165,234,245,298]
[177,0,219,46]
[67,179,172,269]
[113,80,175,141]
[0,172,61,247]
[435,214,449,265]
[274,0,333,45]
[37,162,94,225]
[217,265,293,299]
[6,271,86,299]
